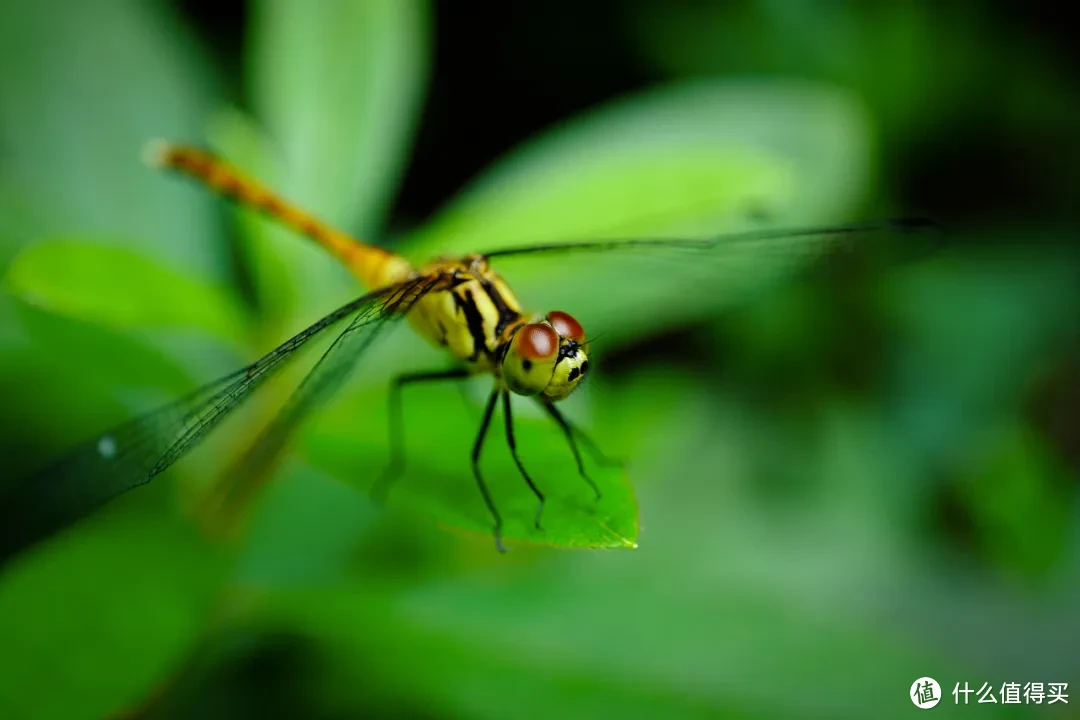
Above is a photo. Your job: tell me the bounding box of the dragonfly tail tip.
[141,138,172,168]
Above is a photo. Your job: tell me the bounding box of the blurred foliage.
[1,1,1078,719]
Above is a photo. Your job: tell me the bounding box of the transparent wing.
[480,219,942,344]
[220,275,444,498]
[0,276,434,561]
[483,218,940,261]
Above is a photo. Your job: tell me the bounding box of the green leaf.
[303,382,637,551]
[413,79,870,243]
[0,0,223,276]
[249,0,429,237]
[0,495,226,720]
[4,241,248,343]
[403,79,874,345]
[235,0,431,328]
[208,0,431,328]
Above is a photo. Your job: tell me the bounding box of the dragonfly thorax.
[403,256,589,400]
[405,256,521,371]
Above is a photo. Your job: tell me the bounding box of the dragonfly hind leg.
[539,401,620,501]
[501,391,546,531]
[371,368,470,503]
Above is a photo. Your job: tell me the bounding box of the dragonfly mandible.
[0,143,934,558]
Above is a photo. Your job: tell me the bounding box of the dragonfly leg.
[472,387,505,553]
[501,391,545,531]
[371,368,470,503]
[538,401,611,501]
[571,426,625,471]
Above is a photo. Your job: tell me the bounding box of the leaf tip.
[596,521,639,550]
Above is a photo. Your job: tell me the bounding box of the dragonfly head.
[503,311,589,402]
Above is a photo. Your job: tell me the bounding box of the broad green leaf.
[233,0,430,325]
[4,240,248,344]
[0,495,226,720]
[303,382,636,551]
[412,78,871,245]
[0,0,222,276]
[249,0,429,237]
[403,79,874,346]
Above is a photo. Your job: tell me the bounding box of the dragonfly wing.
[220,275,444,502]
[482,219,941,261]
[0,277,434,562]
[480,219,942,344]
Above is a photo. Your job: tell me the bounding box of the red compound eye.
[515,323,558,360]
[547,311,584,342]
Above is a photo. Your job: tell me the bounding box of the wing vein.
[0,277,435,562]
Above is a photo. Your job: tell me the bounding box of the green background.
[1,1,1078,718]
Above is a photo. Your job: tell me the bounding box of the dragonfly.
[0,142,936,558]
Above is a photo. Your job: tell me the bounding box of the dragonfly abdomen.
[147,141,412,291]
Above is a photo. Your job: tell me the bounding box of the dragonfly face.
[503,311,589,401]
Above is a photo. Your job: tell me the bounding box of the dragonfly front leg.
[501,391,546,530]
[472,387,506,553]
[538,401,615,501]
[371,368,470,503]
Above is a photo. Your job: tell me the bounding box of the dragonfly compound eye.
[547,310,585,342]
[516,323,559,360]
[504,323,559,396]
